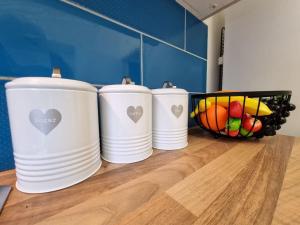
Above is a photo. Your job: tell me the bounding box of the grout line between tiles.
[184,9,186,50]
[60,0,207,62]
[140,34,144,85]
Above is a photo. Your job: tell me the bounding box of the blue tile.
[0,0,141,85]
[72,0,185,48]
[0,81,14,171]
[186,12,208,59]
[0,1,208,171]
[143,36,206,93]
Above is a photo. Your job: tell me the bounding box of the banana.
[190,99,211,118]
[206,96,272,116]
[191,96,272,118]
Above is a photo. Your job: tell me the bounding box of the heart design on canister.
[29,109,62,135]
[171,105,183,118]
[127,106,143,123]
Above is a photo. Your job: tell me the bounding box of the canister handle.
[162,81,176,88]
[121,76,135,85]
[52,68,61,78]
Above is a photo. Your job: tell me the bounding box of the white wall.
[223,0,300,136]
[204,12,225,92]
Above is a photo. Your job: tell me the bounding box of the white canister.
[99,84,152,163]
[5,71,101,193]
[152,87,188,150]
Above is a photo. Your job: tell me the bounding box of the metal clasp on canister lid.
[52,68,61,78]
[121,76,135,85]
[162,81,176,88]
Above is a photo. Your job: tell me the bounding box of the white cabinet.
[176,0,240,20]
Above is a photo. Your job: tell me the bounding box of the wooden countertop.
[0,129,299,225]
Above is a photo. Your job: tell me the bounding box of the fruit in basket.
[265,125,276,136]
[240,127,253,137]
[282,111,290,117]
[278,117,287,124]
[226,118,242,131]
[199,99,211,111]
[229,101,243,118]
[225,129,239,137]
[288,103,296,111]
[206,96,272,116]
[200,105,227,131]
[190,99,211,118]
[225,118,241,137]
[243,113,252,120]
[191,91,295,139]
[242,117,262,132]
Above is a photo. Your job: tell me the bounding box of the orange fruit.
[200,105,228,131]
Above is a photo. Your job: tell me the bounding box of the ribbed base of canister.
[152,128,188,150]
[153,142,188,150]
[14,141,101,193]
[101,133,153,163]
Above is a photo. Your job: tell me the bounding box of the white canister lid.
[99,84,151,94]
[152,88,188,95]
[5,77,97,92]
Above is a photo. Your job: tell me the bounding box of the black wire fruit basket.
[191,91,296,139]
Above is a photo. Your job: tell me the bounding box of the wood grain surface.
[0,129,298,225]
[272,137,300,225]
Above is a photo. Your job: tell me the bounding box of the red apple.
[229,101,243,118]
[243,113,252,120]
[243,117,262,132]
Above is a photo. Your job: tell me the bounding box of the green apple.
[240,127,253,137]
[226,118,241,131]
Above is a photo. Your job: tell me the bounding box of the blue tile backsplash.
[0,0,141,84]
[0,0,207,171]
[72,0,185,48]
[0,81,14,171]
[186,12,208,58]
[143,36,206,92]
